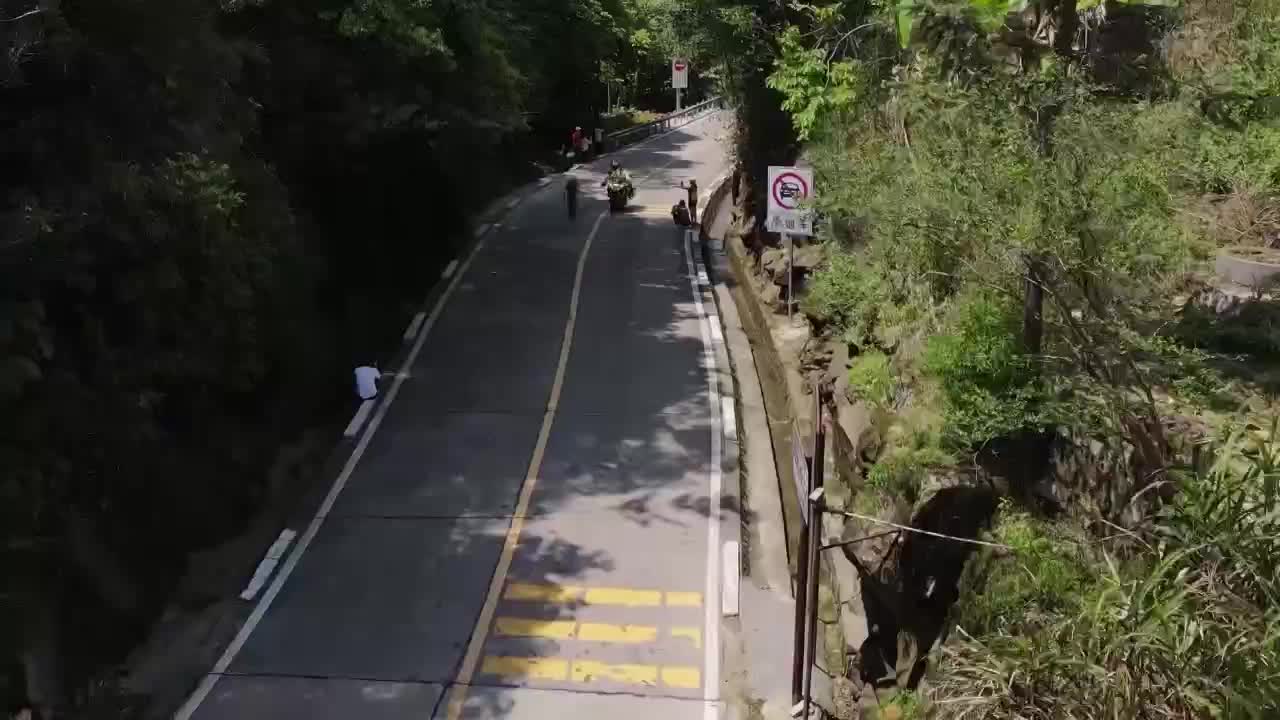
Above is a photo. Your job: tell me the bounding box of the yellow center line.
[444,211,609,720]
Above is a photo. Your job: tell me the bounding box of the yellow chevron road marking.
[482,657,702,690]
[584,587,662,607]
[661,666,702,689]
[481,656,568,681]
[671,626,702,649]
[504,582,583,603]
[493,618,576,639]
[572,660,658,686]
[494,618,659,644]
[502,582,702,608]
[665,591,703,607]
[578,622,658,643]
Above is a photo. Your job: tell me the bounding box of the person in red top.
[570,127,584,156]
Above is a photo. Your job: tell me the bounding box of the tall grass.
[932,424,1280,719]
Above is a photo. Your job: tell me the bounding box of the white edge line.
[442,260,459,280]
[174,230,490,720]
[341,399,374,438]
[722,541,740,617]
[265,528,297,560]
[403,311,426,342]
[722,397,737,443]
[238,559,276,602]
[709,315,723,343]
[505,197,521,210]
[473,223,490,239]
[238,529,296,601]
[683,228,722,712]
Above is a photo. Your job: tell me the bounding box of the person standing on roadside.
[679,179,699,225]
[354,363,382,401]
[565,176,579,219]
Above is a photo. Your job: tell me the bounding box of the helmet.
[611,161,621,171]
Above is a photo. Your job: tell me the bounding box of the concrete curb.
[695,170,741,612]
[696,171,801,720]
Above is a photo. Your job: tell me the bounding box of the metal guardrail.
[605,96,725,148]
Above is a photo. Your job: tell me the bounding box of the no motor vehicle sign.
[766,165,814,236]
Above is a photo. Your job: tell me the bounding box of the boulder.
[792,242,826,271]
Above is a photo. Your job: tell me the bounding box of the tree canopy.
[0,0,710,712]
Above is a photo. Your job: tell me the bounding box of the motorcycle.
[605,175,634,212]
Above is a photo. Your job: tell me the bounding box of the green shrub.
[866,454,925,503]
[934,431,1280,720]
[801,250,890,346]
[954,509,1094,636]
[872,690,924,720]
[923,296,1045,446]
[848,351,893,406]
[865,444,952,504]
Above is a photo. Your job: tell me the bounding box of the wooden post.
[801,400,826,719]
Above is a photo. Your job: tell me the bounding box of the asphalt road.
[181,111,735,720]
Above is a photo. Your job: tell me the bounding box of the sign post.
[672,58,689,111]
[766,166,815,323]
[789,389,826,707]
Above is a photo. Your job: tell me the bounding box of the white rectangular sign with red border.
[672,58,689,89]
[766,165,814,236]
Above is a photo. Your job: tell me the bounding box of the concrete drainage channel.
[699,176,1005,718]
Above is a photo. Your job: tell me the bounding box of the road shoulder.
[697,175,797,720]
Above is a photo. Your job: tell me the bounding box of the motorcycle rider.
[602,160,631,187]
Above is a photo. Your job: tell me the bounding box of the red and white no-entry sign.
[672,58,689,89]
[767,165,815,235]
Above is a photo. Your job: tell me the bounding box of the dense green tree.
[0,0,686,711]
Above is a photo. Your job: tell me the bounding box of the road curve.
[180,111,735,720]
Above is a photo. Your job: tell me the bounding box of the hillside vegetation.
[734,0,1279,716]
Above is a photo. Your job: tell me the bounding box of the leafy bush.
[848,351,893,406]
[954,508,1094,636]
[935,430,1280,720]
[871,690,924,720]
[924,296,1046,446]
[801,249,890,346]
[1159,422,1280,608]
[866,443,952,505]
[866,454,926,504]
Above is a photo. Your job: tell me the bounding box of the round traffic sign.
[674,61,687,71]
[771,171,809,210]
